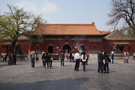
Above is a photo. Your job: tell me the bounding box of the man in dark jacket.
[45,53,50,68]
[98,50,104,73]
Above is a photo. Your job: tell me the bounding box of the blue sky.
[0,0,119,31]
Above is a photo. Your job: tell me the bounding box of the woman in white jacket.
[81,52,87,72]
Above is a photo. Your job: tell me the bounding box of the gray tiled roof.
[105,30,135,40]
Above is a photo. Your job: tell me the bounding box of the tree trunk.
[8,39,17,53]
[8,39,17,65]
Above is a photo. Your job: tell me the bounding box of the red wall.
[0,43,6,53]
[89,42,103,51]
[103,40,135,53]
[31,40,92,54]
[128,41,135,52]
[30,40,135,53]
[19,42,31,54]
[1,40,134,54]
[103,41,113,53]
[0,42,30,54]
[30,40,105,54]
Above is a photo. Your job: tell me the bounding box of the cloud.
[15,1,57,14]
[15,1,38,13]
[41,1,57,13]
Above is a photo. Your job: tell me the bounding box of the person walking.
[98,50,104,73]
[81,52,87,72]
[74,50,81,71]
[42,52,46,68]
[111,51,114,64]
[3,53,7,62]
[104,52,111,73]
[60,51,65,66]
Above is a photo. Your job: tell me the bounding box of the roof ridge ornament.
[92,22,95,25]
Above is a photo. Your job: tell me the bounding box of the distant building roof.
[31,22,110,35]
[105,30,135,40]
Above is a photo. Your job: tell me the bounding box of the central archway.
[79,45,86,53]
[63,44,71,53]
[48,46,54,53]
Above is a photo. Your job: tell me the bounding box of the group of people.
[65,51,73,62]
[59,50,89,72]
[41,52,53,69]
[1,52,16,65]
[98,50,114,73]
[2,53,7,62]
[30,50,89,72]
[74,50,89,72]
[30,50,115,73]
[30,51,53,68]
[30,51,39,68]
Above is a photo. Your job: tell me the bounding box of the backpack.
[60,53,65,59]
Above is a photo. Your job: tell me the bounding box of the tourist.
[31,51,35,68]
[133,52,135,59]
[111,51,114,64]
[104,52,111,73]
[74,50,81,71]
[30,51,32,61]
[81,52,87,72]
[49,53,53,69]
[45,53,50,68]
[42,51,45,56]
[98,50,104,73]
[35,53,39,62]
[60,51,65,66]
[42,52,45,68]
[66,51,68,60]
[70,52,72,62]
[3,53,7,62]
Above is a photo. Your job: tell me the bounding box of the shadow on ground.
[0,77,89,90]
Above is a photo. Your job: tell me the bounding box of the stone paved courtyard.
[0,57,135,90]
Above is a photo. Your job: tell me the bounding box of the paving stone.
[0,58,135,90]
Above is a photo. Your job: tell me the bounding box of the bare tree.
[108,0,135,36]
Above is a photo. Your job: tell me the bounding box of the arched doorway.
[79,45,85,53]
[48,46,54,53]
[114,45,126,53]
[63,44,71,53]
